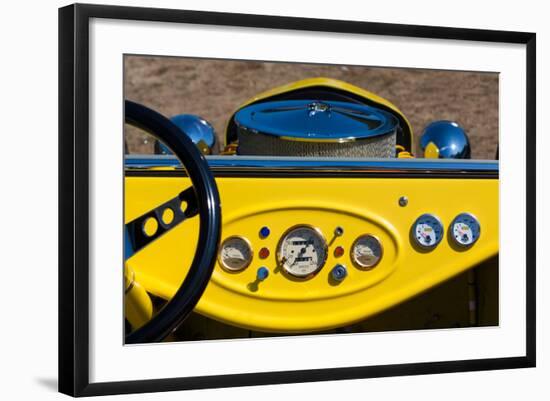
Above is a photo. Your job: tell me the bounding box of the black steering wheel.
[124,100,221,344]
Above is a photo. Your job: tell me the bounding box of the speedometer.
[277,225,328,278]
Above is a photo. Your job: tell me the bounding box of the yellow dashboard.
[125,159,498,333]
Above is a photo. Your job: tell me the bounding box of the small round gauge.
[450,213,481,247]
[351,234,383,269]
[218,236,253,272]
[412,214,444,249]
[277,225,328,278]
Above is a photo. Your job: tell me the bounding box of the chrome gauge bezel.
[449,212,481,248]
[218,235,253,272]
[411,213,444,249]
[350,234,384,269]
[276,224,328,279]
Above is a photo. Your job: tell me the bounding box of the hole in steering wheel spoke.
[161,207,175,225]
[142,217,159,237]
[180,200,188,214]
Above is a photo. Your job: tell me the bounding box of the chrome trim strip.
[125,154,499,175]
[125,155,499,179]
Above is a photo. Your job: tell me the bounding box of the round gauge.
[277,225,328,278]
[450,213,481,247]
[412,214,444,249]
[218,236,253,272]
[351,234,383,269]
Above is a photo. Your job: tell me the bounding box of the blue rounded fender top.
[171,114,216,148]
[420,120,471,159]
[234,100,399,142]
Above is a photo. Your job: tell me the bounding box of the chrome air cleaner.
[234,100,399,157]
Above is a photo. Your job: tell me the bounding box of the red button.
[259,247,270,259]
[334,246,345,258]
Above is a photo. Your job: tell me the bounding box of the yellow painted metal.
[424,142,440,159]
[124,264,153,330]
[223,77,413,148]
[125,174,498,333]
[396,145,414,158]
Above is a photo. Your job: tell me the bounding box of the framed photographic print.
[58,3,536,397]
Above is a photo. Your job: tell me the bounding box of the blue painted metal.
[234,100,398,142]
[420,120,471,159]
[154,114,216,154]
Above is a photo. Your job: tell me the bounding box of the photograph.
[123,56,499,343]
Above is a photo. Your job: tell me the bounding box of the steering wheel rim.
[124,100,221,344]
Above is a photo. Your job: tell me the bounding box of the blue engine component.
[234,100,398,142]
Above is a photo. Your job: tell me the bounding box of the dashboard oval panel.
[210,203,402,302]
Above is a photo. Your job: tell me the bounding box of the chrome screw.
[398,196,408,207]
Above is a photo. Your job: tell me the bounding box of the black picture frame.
[58,3,536,397]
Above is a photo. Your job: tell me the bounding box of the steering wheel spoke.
[125,186,198,257]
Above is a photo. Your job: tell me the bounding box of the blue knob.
[260,226,270,238]
[331,264,347,282]
[257,267,269,281]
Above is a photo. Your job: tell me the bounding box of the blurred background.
[124,56,498,159]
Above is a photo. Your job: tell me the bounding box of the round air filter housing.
[234,100,399,158]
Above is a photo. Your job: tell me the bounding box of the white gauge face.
[278,226,327,278]
[451,213,480,247]
[351,234,383,269]
[413,214,444,249]
[219,236,252,272]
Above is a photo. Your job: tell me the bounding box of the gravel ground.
[124,56,498,159]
